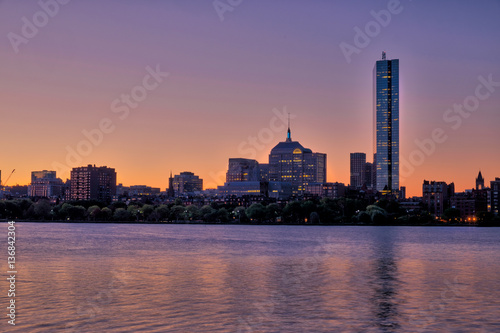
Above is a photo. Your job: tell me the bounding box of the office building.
[490,178,500,215]
[305,182,345,199]
[400,186,406,200]
[268,123,326,195]
[374,52,399,193]
[259,163,270,181]
[28,170,64,198]
[364,162,374,189]
[350,153,366,188]
[172,172,203,195]
[218,181,292,200]
[226,158,260,182]
[69,165,116,202]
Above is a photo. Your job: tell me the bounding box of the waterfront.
[2,223,500,332]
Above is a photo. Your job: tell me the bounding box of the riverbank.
[3,219,497,227]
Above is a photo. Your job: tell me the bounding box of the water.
[2,223,499,332]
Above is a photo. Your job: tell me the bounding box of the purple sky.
[1,0,499,196]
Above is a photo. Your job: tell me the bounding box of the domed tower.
[268,117,326,195]
[476,171,484,190]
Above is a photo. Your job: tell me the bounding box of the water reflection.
[369,228,401,332]
[5,223,500,332]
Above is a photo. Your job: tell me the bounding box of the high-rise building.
[364,162,374,189]
[268,123,326,195]
[69,165,116,202]
[350,153,366,188]
[490,178,500,215]
[226,158,261,182]
[172,172,203,194]
[400,186,406,200]
[28,170,64,198]
[422,180,454,217]
[374,52,399,193]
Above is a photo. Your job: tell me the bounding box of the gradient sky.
[1,0,499,197]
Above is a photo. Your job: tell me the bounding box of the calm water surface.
[1,223,499,332]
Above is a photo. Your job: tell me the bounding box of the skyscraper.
[374,52,399,193]
[350,153,366,188]
[490,178,500,215]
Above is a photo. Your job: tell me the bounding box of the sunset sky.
[1,0,499,197]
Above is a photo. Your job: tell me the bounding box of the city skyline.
[1,1,499,197]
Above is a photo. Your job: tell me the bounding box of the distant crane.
[2,169,15,187]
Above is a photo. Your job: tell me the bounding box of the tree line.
[0,197,498,225]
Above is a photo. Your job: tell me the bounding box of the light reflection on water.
[1,223,499,332]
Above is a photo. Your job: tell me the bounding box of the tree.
[309,211,320,224]
[356,211,371,224]
[114,208,132,221]
[200,205,217,222]
[186,205,201,221]
[34,200,51,220]
[217,207,229,222]
[67,205,87,220]
[265,203,281,222]
[301,201,316,218]
[154,205,170,222]
[101,207,113,221]
[246,203,266,222]
[127,205,140,221]
[283,201,303,223]
[88,205,101,221]
[142,204,155,221]
[366,205,388,224]
[233,206,247,223]
[171,205,186,221]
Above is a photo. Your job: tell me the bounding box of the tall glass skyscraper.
[374,52,399,193]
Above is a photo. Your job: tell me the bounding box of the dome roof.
[270,140,312,154]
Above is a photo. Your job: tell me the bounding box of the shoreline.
[2,219,494,227]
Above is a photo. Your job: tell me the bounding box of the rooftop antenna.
[286,112,292,142]
[382,51,386,60]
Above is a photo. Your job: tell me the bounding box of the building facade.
[172,172,203,195]
[268,126,326,195]
[490,178,500,215]
[374,52,399,193]
[305,182,346,199]
[226,158,261,182]
[28,170,64,198]
[69,165,116,202]
[350,153,366,189]
[422,180,454,217]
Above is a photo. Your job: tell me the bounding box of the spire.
[286,112,292,142]
[476,170,484,190]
